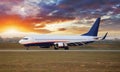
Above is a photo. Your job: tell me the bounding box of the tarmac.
[0,50,120,52]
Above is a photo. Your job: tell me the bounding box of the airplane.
[19,17,108,50]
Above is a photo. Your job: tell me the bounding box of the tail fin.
[82,18,101,36]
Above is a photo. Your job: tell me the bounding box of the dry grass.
[0,40,119,72]
[0,52,120,72]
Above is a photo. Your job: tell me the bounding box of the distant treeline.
[0,37,21,43]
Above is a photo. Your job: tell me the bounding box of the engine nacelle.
[54,42,69,50]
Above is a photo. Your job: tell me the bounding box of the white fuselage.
[19,35,98,45]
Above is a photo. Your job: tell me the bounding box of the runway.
[0,50,120,52]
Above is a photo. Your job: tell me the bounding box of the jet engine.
[54,42,69,50]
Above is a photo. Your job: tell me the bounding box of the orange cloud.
[58,28,67,31]
[0,14,75,35]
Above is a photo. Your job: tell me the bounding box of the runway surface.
[0,50,120,52]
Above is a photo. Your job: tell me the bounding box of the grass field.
[0,51,120,72]
[0,40,119,72]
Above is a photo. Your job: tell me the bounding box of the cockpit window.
[23,38,29,40]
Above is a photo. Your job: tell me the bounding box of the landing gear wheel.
[54,47,59,50]
[54,44,59,50]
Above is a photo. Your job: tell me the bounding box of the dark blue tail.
[82,18,101,36]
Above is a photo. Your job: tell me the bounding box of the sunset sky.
[0,0,120,39]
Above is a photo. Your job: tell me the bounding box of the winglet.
[101,32,108,40]
[82,18,101,36]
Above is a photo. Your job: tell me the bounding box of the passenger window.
[23,38,29,40]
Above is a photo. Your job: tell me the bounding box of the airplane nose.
[19,40,22,44]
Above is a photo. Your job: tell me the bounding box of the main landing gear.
[53,43,69,50]
[54,44,59,50]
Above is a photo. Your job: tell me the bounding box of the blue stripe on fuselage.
[24,42,54,47]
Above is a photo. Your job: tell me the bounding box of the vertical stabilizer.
[82,18,101,36]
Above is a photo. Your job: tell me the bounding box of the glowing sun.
[3,27,22,35]
[5,28,20,34]
[0,28,26,38]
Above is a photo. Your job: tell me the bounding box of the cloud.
[55,0,120,18]
[0,0,120,38]
[0,0,23,15]
[7,0,41,17]
[0,0,119,19]
[33,29,52,34]
[39,20,77,31]
[102,15,111,20]
[35,23,46,28]
[58,28,66,31]
[50,26,89,35]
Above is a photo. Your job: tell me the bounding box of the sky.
[0,0,120,39]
